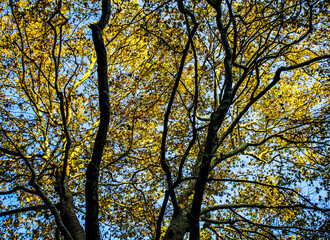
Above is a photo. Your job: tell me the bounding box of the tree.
[0,0,329,239]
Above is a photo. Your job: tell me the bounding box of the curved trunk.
[85,1,111,240]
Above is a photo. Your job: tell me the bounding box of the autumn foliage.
[0,0,329,239]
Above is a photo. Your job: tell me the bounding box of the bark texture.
[55,171,86,240]
[163,211,190,240]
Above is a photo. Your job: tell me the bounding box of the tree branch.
[0,205,48,217]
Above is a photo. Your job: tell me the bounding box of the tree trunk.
[163,210,190,240]
[85,1,111,239]
[59,194,86,240]
[55,169,86,240]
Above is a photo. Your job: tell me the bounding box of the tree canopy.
[0,0,329,239]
